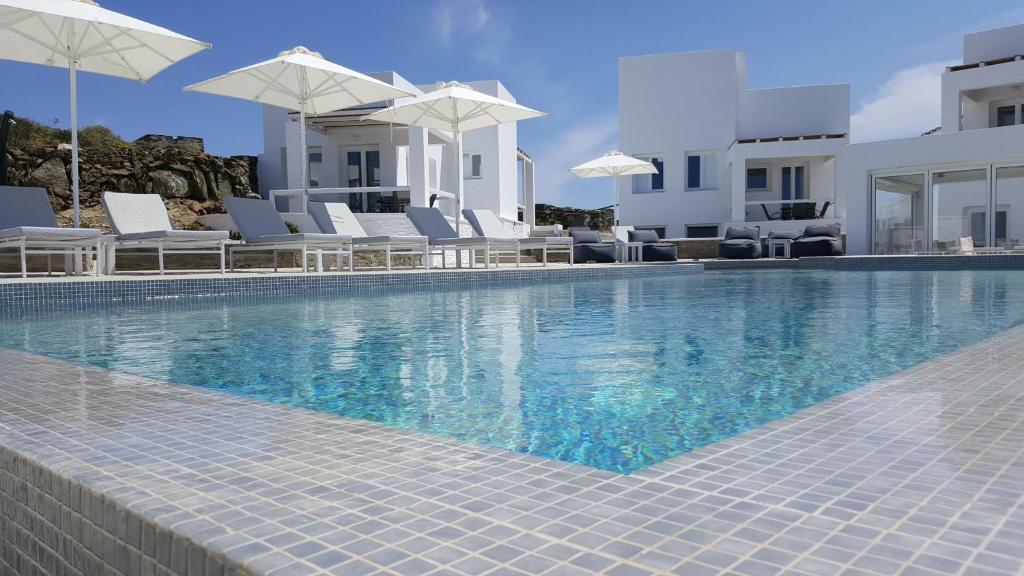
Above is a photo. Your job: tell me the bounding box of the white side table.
[622,241,643,262]
[767,238,792,259]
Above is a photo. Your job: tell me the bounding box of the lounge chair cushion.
[463,209,512,238]
[723,226,760,242]
[102,192,174,235]
[0,226,100,240]
[792,236,843,257]
[569,229,602,244]
[573,243,616,263]
[224,197,293,242]
[308,202,369,237]
[405,207,460,241]
[248,233,351,245]
[0,186,59,229]
[518,237,572,246]
[117,229,229,241]
[641,243,678,262]
[431,236,518,247]
[801,223,840,239]
[628,229,661,244]
[352,235,426,245]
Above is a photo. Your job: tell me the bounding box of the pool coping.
[2,320,1023,575]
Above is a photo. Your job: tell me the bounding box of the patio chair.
[718,226,762,259]
[816,200,832,218]
[627,229,677,262]
[308,201,429,270]
[405,207,519,268]
[462,209,572,266]
[224,196,353,272]
[791,223,843,257]
[102,192,229,274]
[569,229,616,263]
[792,202,817,220]
[0,185,102,278]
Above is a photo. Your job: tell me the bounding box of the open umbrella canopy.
[0,0,210,229]
[570,152,657,228]
[0,0,210,80]
[185,47,415,229]
[363,82,546,236]
[570,151,657,178]
[363,81,546,132]
[183,46,413,114]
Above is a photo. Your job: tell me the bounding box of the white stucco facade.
[257,73,534,231]
[845,23,1024,255]
[617,49,849,239]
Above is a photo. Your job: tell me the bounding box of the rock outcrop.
[535,203,613,231]
[4,133,257,231]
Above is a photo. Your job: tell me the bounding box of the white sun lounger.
[224,196,353,273]
[0,185,103,278]
[102,192,230,274]
[308,202,430,271]
[462,209,573,266]
[405,207,520,268]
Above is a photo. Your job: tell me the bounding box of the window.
[632,156,664,193]
[780,164,808,200]
[686,153,717,190]
[307,147,322,188]
[746,167,769,191]
[463,153,482,179]
[991,99,1024,127]
[873,174,925,254]
[931,169,988,250]
[996,166,1024,248]
[686,224,719,238]
[636,226,667,239]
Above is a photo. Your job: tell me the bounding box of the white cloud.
[532,116,618,207]
[433,0,506,66]
[850,60,957,143]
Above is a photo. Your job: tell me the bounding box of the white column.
[731,157,746,223]
[523,160,535,226]
[68,24,80,229]
[408,125,430,208]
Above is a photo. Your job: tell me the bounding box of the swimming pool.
[2,270,1022,473]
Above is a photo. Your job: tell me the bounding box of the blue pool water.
[2,270,1023,473]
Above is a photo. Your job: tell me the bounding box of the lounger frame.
[229,240,355,273]
[0,235,104,278]
[111,238,229,274]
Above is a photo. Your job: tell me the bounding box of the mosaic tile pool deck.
[2,315,1023,575]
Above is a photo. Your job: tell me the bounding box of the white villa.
[618,23,1024,256]
[617,49,849,240]
[258,74,535,233]
[844,23,1024,255]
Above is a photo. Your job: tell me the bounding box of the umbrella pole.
[68,26,80,229]
[612,175,618,228]
[299,108,308,232]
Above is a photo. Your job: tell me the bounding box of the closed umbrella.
[0,0,210,226]
[185,47,414,229]
[570,151,657,227]
[364,81,545,235]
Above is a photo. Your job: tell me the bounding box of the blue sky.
[2,0,1023,208]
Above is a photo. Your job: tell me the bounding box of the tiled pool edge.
[2,325,1023,576]
[0,264,699,312]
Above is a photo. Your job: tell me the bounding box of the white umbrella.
[364,81,545,236]
[570,151,657,227]
[0,0,210,227]
[185,47,414,228]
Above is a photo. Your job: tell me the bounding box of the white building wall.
[964,23,1024,64]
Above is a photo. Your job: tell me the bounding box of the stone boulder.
[29,157,69,200]
[147,170,190,198]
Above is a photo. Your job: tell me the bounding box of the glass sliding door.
[996,165,1024,249]
[341,146,381,213]
[931,169,988,251]
[873,174,925,254]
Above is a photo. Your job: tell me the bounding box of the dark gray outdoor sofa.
[628,229,677,261]
[570,229,616,263]
[718,226,761,259]
[791,223,843,257]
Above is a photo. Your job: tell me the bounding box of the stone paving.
[1,323,1023,575]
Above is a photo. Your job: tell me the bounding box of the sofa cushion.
[569,229,602,244]
[767,230,802,241]
[628,229,661,244]
[723,226,760,241]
